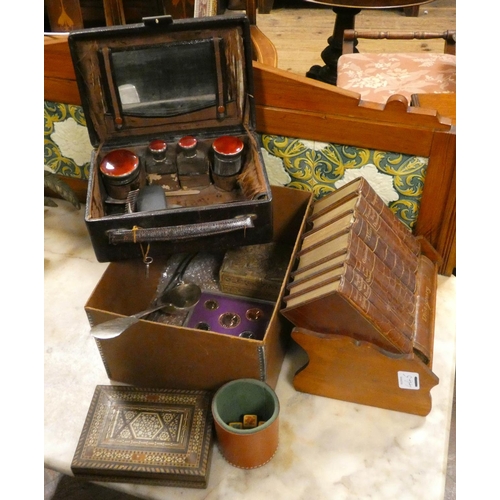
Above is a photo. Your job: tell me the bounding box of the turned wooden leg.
[258,0,274,14]
[306,7,360,85]
[404,6,420,17]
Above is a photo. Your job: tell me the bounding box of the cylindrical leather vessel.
[212,378,279,469]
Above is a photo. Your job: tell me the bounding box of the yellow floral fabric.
[260,135,428,230]
[337,53,456,104]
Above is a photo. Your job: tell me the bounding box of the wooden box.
[71,385,214,488]
[219,242,294,301]
[84,186,312,390]
[68,14,273,262]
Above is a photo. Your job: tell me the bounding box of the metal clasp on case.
[143,15,173,27]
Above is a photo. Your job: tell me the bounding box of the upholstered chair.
[336,30,456,104]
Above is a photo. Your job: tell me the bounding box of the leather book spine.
[352,215,417,293]
[337,274,413,354]
[290,231,416,325]
[281,287,412,354]
[355,195,419,276]
[342,264,414,342]
[347,232,416,326]
[359,179,421,257]
[309,177,420,257]
[412,254,438,365]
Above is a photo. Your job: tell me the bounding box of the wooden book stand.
[291,328,439,416]
[291,240,440,416]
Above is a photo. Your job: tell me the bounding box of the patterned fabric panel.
[44,100,92,179]
[260,135,429,230]
[337,53,456,104]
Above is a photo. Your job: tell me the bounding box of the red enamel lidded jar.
[211,135,244,191]
[178,135,198,155]
[99,149,143,200]
[145,139,176,175]
[212,135,244,176]
[148,139,168,161]
[176,136,210,189]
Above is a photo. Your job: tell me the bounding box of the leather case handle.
[106,214,256,244]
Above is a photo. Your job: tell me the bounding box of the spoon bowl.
[165,282,202,309]
[90,281,201,341]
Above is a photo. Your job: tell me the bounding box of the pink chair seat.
[337,52,456,104]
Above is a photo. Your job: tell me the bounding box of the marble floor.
[44,378,456,500]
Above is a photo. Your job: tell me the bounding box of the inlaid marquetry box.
[71,385,214,488]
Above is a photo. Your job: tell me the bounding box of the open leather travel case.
[68,14,272,262]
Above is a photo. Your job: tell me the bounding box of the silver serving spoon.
[91,254,200,340]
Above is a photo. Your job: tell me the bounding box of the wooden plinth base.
[291,328,439,416]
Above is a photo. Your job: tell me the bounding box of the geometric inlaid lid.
[71,385,214,488]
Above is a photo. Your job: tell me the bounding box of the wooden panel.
[45,0,84,31]
[44,35,79,105]
[250,26,278,67]
[292,328,439,416]
[251,62,455,275]
[103,0,126,25]
[436,169,456,276]
[252,62,452,157]
[252,63,452,130]
[412,93,456,124]
[415,130,456,274]
[255,105,435,157]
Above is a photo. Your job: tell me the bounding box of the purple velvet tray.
[184,291,275,340]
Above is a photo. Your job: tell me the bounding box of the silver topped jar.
[99,149,144,200]
[145,139,176,175]
[211,136,245,191]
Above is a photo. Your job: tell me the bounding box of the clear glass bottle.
[176,136,210,189]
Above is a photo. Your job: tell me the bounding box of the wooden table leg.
[258,0,274,14]
[404,6,420,17]
[306,7,361,85]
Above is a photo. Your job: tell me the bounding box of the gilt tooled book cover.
[71,385,214,488]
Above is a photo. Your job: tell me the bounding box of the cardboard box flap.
[68,14,254,147]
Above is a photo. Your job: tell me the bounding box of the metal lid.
[99,149,139,178]
[148,139,167,154]
[178,136,198,150]
[213,136,244,156]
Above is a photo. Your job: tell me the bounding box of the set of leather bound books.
[281,177,438,364]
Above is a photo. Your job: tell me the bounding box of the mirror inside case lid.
[68,15,253,147]
[112,39,221,118]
